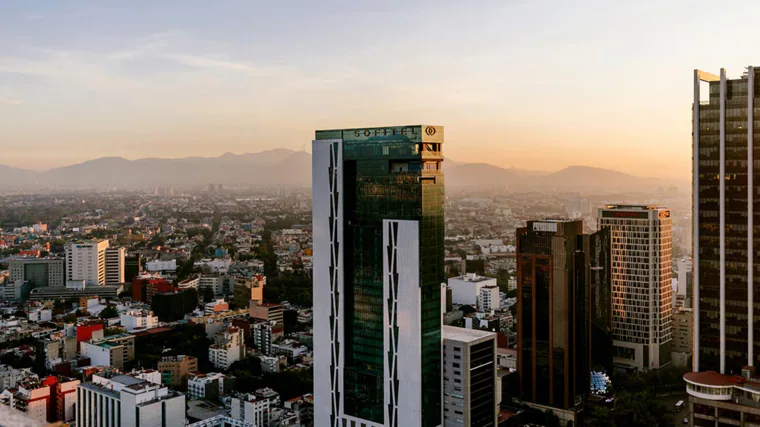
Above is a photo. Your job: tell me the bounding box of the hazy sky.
[1,1,757,178]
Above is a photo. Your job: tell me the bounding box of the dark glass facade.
[696,71,760,372]
[469,339,496,427]
[24,263,50,288]
[315,126,444,427]
[516,220,611,412]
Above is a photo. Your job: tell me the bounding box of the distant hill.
[0,165,42,189]
[0,151,679,191]
[445,163,522,187]
[538,165,662,191]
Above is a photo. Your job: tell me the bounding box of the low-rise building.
[477,285,500,312]
[249,301,283,325]
[0,364,28,390]
[231,394,270,427]
[260,355,288,373]
[80,334,135,370]
[157,355,198,390]
[77,371,185,427]
[684,368,760,426]
[11,378,51,423]
[209,328,245,370]
[120,309,159,332]
[271,339,308,359]
[204,299,229,316]
[671,307,693,368]
[252,321,283,356]
[187,372,227,400]
[448,273,497,307]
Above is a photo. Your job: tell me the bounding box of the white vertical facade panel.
[313,139,344,427]
[383,220,422,427]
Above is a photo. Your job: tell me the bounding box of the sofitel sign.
[352,127,420,137]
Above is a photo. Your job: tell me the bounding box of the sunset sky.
[1,0,758,179]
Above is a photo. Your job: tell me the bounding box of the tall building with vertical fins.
[693,67,759,374]
[312,125,445,427]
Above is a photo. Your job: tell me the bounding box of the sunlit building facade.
[597,205,673,371]
[313,125,445,427]
[693,67,760,374]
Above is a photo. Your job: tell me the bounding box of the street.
[659,393,689,426]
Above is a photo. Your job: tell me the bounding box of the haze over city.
[3,0,757,179]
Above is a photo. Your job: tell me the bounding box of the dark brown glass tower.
[516,219,611,416]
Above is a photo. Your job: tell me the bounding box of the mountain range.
[0,149,683,192]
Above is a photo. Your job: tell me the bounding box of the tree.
[176,258,195,281]
[201,287,215,303]
[99,305,119,319]
[586,391,674,427]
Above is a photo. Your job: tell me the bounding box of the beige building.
[158,355,198,390]
[671,307,693,368]
[249,301,283,325]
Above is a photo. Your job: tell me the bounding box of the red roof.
[684,371,746,387]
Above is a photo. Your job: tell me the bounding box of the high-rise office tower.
[65,240,109,286]
[516,219,611,423]
[124,254,141,284]
[313,125,445,427]
[442,326,497,427]
[105,247,126,286]
[597,205,673,371]
[9,257,65,288]
[693,67,760,374]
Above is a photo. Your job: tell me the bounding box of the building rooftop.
[602,204,666,211]
[442,325,496,343]
[450,273,493,283]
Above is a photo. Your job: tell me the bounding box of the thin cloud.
[166,54,253,71]
[0,99,24,105]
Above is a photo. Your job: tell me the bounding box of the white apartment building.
[105,247,126,285]
[199,275,225,297]
[477,285,500,312]
[231,394,270,427]
[145,259,177,272]
[28,309,53,322]
[65,240,110,286]
[120,310,159,332]
[76,373,185,427]
[442,326,498,427]
[598,205,674,371]
[448,273,498,307]
[253,321,280,356]
[208,328,245,370]
[0,365,26,390]
[81,340,129,370]
[260,355,287,373]
[187,373,226,400]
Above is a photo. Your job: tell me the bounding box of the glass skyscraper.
[312,125,445,427]
[516,219,611,422]
[693,67,760,374]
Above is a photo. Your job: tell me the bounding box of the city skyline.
[3,0,758,178]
